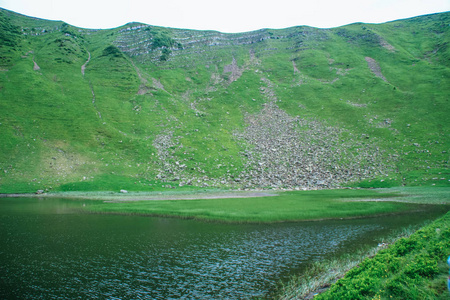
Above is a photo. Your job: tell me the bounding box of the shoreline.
[0,190,279,201]
[1,187,448,204]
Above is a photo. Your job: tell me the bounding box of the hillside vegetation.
[0,8,449,193]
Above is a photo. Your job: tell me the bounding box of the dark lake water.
[0,198,447,299]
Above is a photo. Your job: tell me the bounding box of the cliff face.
[0,8,448,192]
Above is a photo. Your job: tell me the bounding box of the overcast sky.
[0,0,449,33]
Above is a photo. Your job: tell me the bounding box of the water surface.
[0,198,446,299]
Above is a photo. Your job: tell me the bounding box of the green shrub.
[321,276,377,299]
[160,48,171,61]
[385,276,417,300]
[385,276,406,297]
[0,11,21,48]
[393,237,418,256]
[151,32,176,49]
[404,253,439,279]
[102,45,124,58]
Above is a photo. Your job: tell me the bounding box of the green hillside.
[0,8,448,193]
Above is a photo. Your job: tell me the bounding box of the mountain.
[0,8,448,193]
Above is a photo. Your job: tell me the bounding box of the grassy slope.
[0,9,449,193]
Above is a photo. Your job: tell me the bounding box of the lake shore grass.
[72,188,449,223]
[276,211,450,300]
[378,186,450,204]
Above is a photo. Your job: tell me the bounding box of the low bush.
[392,237,418,256]
[404,253,439,279]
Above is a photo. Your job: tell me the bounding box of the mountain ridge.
[1,6,448,33]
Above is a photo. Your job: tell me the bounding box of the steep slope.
[0,8,448,192]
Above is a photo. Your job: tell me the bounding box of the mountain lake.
[0,197,447,299]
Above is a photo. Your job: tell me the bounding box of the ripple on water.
[0,203,445,299]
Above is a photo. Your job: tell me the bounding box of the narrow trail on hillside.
[81,50,102,120]
[88,81,102,120]
[129,59,151,95]
[81,51,91,76]
[129,60,146,83]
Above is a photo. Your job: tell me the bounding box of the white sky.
[0,0,449,33]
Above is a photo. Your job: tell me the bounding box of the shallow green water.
[0,198,447,299]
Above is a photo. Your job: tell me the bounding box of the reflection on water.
[0,198,446,299]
